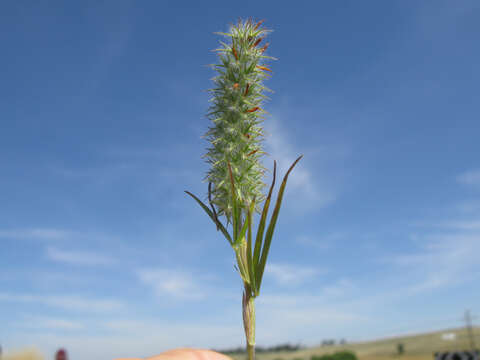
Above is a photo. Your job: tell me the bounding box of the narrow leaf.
[208,182,220,231]
[255,155,303,293]
[185,190,233,245]
[253,161,276,273]
[236,216,248,247]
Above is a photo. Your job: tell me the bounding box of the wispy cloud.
[263,116,337,212]
[52,162,134,180]
[265,262,323,285]
[46,246,115,266]
[456,200,480,214]
[391,232,480,292]
[0,228,70,240]
[19,315,84,330]
[457,169,480,186]
[0,293,124,312]
[295,232,344,250]
[255,289,368,345]
[321,278,356,298]
[442,220,480,230]
[137,268,205,300]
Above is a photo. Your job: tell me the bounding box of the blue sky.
[1,1,480,359]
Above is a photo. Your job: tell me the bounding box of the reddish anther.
[247,149,259,157]
[256,65,272,72]
[244,83,250,96]
[253,19,265,30]
[260,42,270,53]
[233,83,239,89]
[246,107,260,113]
[252,38,263,48]
[232,46,238,60]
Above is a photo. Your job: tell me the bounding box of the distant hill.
[225,327,480,360]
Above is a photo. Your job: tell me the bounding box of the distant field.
[226,327,480,360]
[2,348,44,360]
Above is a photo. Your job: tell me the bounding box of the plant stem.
[247,342,255,360]
[243,283,256,360]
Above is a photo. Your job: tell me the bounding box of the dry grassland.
[228,327,480,360]
[1,348,44,360]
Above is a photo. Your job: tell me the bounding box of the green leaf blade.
[252,161,276,294]
[236,216,248,247]
[255,155,303,294]
[184,190,233,245]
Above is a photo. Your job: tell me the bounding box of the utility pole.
[464,310,477,351]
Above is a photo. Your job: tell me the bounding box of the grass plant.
[185,17,302,360]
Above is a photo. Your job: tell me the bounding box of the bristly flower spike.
[201,18,276,223]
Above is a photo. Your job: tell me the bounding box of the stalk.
[243,282,256,360]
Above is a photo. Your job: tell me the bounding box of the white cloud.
[19,316,84,330]
[391,233,480,292]
[254,290,369,345]
[457,169,480,186]
[442,220,480,230]
[256,278,357,308]
[265,262,322,285]
[456,200,480,214]
[46,246,115,266]
[137,268,205,300]
[263,117,336,212]
[321,278,355,298]
[0,293,124,312]
[295,232,344,250]
[0,228,69,240]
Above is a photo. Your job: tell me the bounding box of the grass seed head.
[203,18,275,224]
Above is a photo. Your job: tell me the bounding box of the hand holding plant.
[185,18,302,360]
[115,348,232,360]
